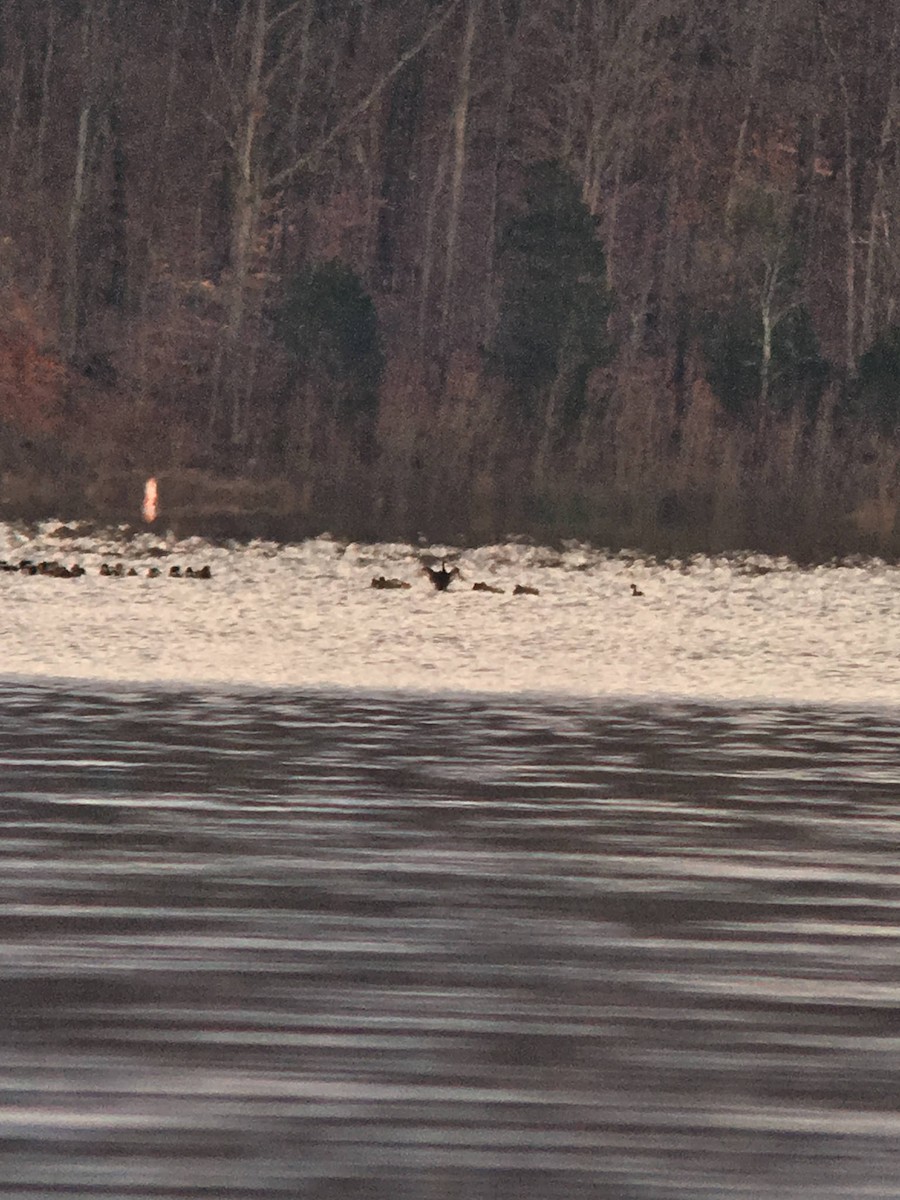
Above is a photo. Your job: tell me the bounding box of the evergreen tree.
[275,261,384,420]
[853,326,900,431]
[492,161,614,419]
[702,301,828,420]
[703,185,828,420]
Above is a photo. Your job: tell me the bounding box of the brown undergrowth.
[2,348,899,561]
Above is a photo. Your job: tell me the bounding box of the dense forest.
[1,0,900,556]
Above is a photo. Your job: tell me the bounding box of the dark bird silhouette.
[630,583,644,596]
[513,584,539,596]
[423,561,460,591]
[472,581,504,594]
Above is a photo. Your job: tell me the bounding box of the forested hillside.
[1,0,900,556]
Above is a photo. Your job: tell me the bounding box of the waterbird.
[513,584,539,596]
[423,561,460,591]
[630,583,644,596]
[472,581,504,594]
[372,575,411,590]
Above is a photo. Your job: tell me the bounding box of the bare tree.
[817,1,857,378]
[62,0,114,360]
[32,1,55,189]
[481,0,527,341]
[440,0,483,357]
[0,13,25,214]
[209,0,462,443]
[860,4,900,351]
[725,0,773,220]
[207,0,319,439]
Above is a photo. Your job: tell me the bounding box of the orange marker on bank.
[142,477,158,524]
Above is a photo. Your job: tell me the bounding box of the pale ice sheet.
[1,521,898,703]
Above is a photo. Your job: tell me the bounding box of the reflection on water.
[2,683,900,1198]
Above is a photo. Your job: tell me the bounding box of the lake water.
[1,524,899,1198]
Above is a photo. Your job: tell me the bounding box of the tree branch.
[208,0,241,122]
[266,0,308,32]
[267,0,462,193]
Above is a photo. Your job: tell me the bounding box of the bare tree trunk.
[839,110,856,377]
[792,105,819,254]
[818,4,856,377]
[363,104,381,279]
[374,21,425,292]
[861,11,899,351]
[726,0,772,219]
[440,0,481,357]
[285,0,314,154]
[759,259,779,411]
[560,0,583,160]
[105,69,128,310]
[33,2,55,187]
[63,103,92,360]
[482,0,525,342]
[629,221,657,355]
[238,334,261,449]
[419,123,451,355]
[0,40,24,211]
[61,0,116,360]
[156,0,188,184]
[605,148,623,285]
[267,2,463,193]
[228,0,266,338]
[211,0,267,439]
[583,0,614,215]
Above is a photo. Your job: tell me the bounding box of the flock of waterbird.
[0,552,646,595]
[371,561,540,594]
[374,561,645,596]
[0,558,213,579]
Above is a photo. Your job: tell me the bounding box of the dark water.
[2,683,900,1199]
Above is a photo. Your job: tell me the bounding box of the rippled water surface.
[3,682,900,1199]
[2,526,900,1197]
